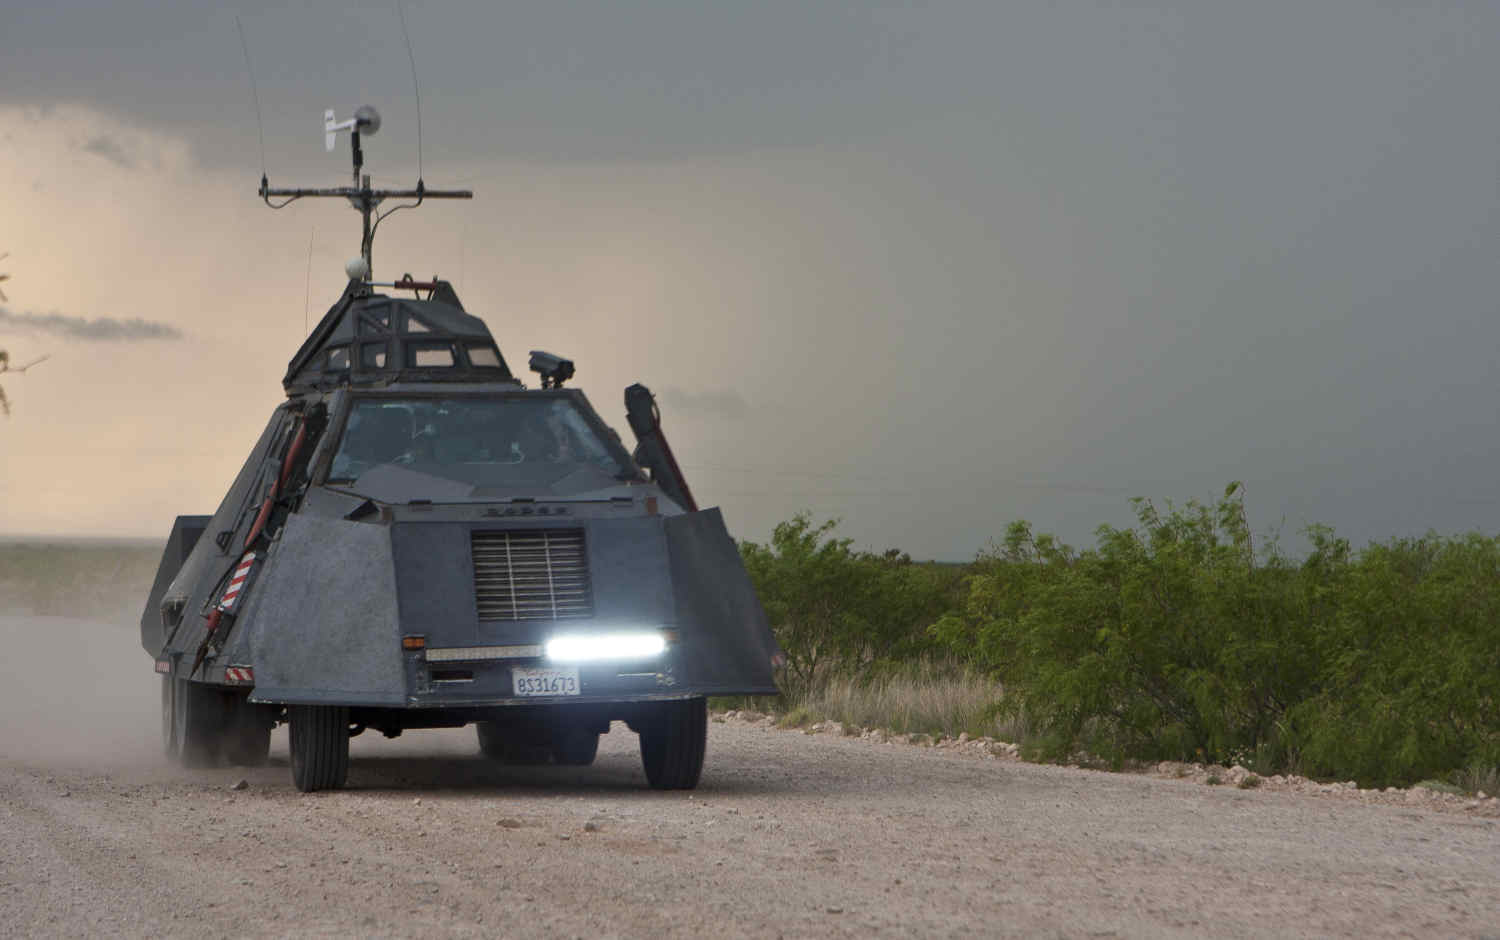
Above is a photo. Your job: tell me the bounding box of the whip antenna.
[304,227,315,334]
[398,3,423,182]
[235,16,268,182]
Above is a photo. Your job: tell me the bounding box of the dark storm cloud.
[5,0,1500,555]
[658,387,750,421]
[0,1,936,167]
[0,308,182,341]
[78,134,134,168]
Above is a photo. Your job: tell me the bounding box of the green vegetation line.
[735,484,1500,791]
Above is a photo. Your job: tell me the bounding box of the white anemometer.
[324,105,382,152]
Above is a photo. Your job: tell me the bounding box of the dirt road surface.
[2,614,1499,938]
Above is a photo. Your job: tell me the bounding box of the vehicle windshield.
[327,397,629,491]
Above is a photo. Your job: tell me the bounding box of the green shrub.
[740,494,1500,788]
[1286,533,1500,787]
[740,514,957,692]
[932,484,1320,769]
[928,486,1500,786]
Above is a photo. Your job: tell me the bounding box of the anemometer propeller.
[324,105,381,153]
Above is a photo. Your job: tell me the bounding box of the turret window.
[407,342,456,368]
[360,343,388,369]
[467,344,502,368]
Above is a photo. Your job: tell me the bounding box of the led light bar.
[425,644,544,662]
[545,632,667,663]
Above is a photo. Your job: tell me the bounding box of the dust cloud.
[0,542,163,768]
[0,614,160,767]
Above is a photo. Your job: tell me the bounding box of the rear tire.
[639,698,707,790]
[289,705,349,792]
[476,722,551,764]
[551,728,600,767]
[172,677,222,768]
[223,696,273,767]
[475,721,507,759]
[160,676,177,758]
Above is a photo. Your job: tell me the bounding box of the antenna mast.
[258,105,471,282]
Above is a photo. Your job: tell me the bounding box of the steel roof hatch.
[283,278,515,394]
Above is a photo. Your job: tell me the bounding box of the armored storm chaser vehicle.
[139,106,779,792]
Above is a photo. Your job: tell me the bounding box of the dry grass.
[1454,763,1500,797]
[717,661,1029,743]
[767,662,1023,742]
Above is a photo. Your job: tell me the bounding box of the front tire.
[289,705,349,792]
[639,698,707,790]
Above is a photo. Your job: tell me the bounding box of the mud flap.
[140,515,211,655]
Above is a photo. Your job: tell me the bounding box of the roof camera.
[529,350,575,389]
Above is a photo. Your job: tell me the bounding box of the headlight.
[545,632,667,662]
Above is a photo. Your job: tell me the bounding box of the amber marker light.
[401,635,426,651]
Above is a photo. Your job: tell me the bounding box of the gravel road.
[2,614,1498,938]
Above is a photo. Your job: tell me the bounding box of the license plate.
[511,666,580,697]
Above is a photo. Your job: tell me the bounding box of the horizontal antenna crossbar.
[260,187,472,199]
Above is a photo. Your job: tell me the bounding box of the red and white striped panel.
[217,551,258,612]
[224,666,255,683]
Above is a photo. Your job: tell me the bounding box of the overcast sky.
[3,1,1499,559]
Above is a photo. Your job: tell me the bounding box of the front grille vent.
[472,529,593,622]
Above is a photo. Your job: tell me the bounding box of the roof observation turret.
[283,277,515,394]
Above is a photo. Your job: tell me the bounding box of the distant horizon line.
[0,532,162,546]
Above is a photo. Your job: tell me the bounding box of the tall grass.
[795,664,1008,738]
[718,661,1027,743]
